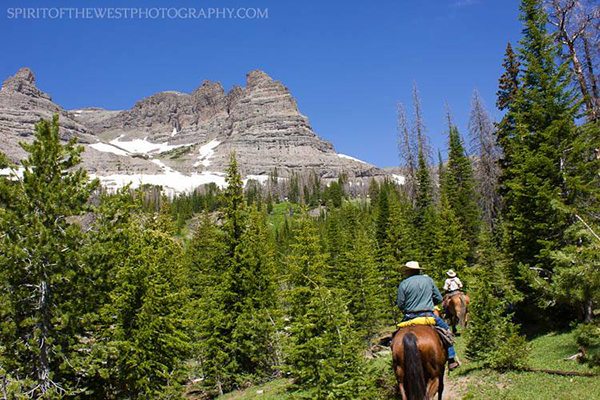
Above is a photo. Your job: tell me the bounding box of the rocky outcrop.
[0,68,93,160]
[1,67,51,100]
[84,69,378,179]
[0,68,159,174]
[1,67,387,193]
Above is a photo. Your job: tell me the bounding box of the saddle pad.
[397,317,436,328]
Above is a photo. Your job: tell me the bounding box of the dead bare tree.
[547,0,600,121]
[469,90,502,227]
[397,102,417,200]
[412,81,431,162]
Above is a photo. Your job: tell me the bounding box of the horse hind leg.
[399,383,408,400]
[426,376,439,399]
[396,367,408,400]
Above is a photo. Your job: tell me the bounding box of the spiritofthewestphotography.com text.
[6,7,269,20]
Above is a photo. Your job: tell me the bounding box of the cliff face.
[0,68,91,160]
[1,67,385,193]
[0,68,161,175]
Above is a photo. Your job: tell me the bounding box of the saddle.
[443,290,464,308]
[395,317,455,348]
[396,316,436,328]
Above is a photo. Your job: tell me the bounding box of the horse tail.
[459,294,467,330]
[403,332,427,400]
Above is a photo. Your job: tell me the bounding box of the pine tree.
[431,194,469,284]
[0,116,98,396]
[437,149,446,193]
[95,222,191,397]
[222,153,247,255]
[414,149,434,226]
[285,286,374,397]
[375,180,391,250]
[230,207,279,378]
[283,214,373,395]
[496,42,520,112]
[189,154,278,395]
[380,195,417,322]
[336,207,385,337]
[413,148,438,265]
[465,227,528,370]
[397,102,417,200]
[499,0,578,281]
[368,178,380,207]
[285,214,329,320]
[445,125,480,252]
[534,119,600,322]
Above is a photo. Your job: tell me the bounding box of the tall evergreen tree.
[380,195,417,322]
[498,0,578,281]
[413,148,438,265]
[89,220,191,397]
[0,116,98,396]
[466,227,527,370]
[230,207,279,377]
[445,125,480,252]
[283,214,373,397]
[336,207,385,337]
[543,121,600,321]
[189,154,279,395]
[431,194,469,284]
[496,42,521,112]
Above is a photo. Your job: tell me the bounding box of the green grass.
[266,202,301,231]
[454,330,600,399]
[218,379,293,399]
[215,329,600,399]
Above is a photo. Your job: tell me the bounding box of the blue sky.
[1,0,522,167]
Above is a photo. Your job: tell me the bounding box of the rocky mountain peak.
[246,70,274,87]
[1,67,51,101]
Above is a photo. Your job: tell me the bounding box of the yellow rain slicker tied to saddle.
[397,316,436,328]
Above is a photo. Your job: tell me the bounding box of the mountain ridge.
[1,67,391,194]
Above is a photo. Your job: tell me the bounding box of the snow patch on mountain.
[109,136,186,155]
[338,154,367,164]
[91,170,228,197]
[194,139,220,167]
[245,174,269,185]
[90,142,130,157]
[392,174,405,185]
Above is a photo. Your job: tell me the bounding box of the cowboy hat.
[446,269,457,277]
[404,261,424,270]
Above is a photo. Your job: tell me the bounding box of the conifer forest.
[1,0,600,398]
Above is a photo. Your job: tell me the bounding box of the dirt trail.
[443,375,471,399]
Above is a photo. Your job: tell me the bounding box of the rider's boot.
[448,357,461,371]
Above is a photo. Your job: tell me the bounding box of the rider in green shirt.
[396,261,460,371]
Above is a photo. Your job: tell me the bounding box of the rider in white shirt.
[443,269,463,293]
[442,269,463,314]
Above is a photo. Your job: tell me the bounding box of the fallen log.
[521,367,598,377]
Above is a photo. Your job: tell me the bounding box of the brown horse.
[391,326,447,400]
[444,292,469,335]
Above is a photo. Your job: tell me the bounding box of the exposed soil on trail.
[443,374,472,399]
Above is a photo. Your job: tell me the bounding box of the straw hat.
[446,269,457,278]
[404,261,424,270]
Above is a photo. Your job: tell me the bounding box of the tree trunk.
[584,298,594,323]
[38,279,51,394]
[582,36,600,121]
[565,38,598,121]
